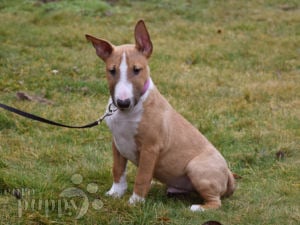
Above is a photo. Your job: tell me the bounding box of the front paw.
[128,192,145,205]
[105,182,127,198]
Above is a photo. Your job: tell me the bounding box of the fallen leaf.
[16,92,54,105]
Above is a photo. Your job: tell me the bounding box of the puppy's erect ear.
[85,34,113,61]
[134,20,153,58]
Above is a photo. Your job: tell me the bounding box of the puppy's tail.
[224,170,236,197]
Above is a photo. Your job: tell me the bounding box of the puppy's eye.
[108,67,116,76]
[133,66,142,75]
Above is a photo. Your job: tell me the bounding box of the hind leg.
[189,179,222,212]
[190,185,222,212]
[186,157,226,212]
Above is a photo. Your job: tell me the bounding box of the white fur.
[114,52,133,102]
[106,103,141,165]
[190,205,205,212]
[129,192,145,204]
[106,172,127,198]
[105,78,154,165]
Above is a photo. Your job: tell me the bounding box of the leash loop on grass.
[0,102,117,129]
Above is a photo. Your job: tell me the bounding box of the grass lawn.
[0,0,299,224]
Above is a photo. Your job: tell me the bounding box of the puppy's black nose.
[116,98,131,109]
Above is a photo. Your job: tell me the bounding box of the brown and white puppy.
[86,20,235,211]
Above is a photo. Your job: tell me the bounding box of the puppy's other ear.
[86,34,113,61]
[134,20,153,58]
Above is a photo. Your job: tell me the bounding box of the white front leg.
[128,192,145,204]
[106,172,127,198]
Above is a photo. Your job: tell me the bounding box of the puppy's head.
[86,20,153,110]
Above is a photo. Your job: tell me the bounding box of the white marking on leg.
[115,52,133,101]
[190,204,205,212]
[128,192,145,205]
[106,172,127,198]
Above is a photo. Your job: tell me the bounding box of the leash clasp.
[97,103,117,124]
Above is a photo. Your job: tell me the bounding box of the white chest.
[105,99,144,165]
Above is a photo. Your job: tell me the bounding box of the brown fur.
[136,87,236,209]
[86,20,236,210]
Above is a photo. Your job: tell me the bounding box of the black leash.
[0,102,117,129]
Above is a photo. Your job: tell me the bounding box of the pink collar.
[141,78,150,96]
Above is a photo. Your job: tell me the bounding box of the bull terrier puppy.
[86,20,236,211]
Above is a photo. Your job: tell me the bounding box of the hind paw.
[190,205,205,212]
